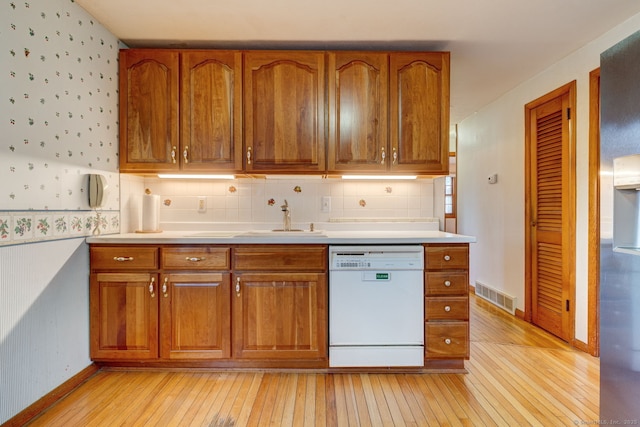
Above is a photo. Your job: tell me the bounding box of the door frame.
[587,68,600,357]
[524,81,577,343]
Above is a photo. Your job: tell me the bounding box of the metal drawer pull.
[162,277,168,298]
[381,147,386,164]
[235,277,241,297]
[149,277,155,298]
[444,338,452,345]
[183,146,189,163]
[247,147,252,165]
[113,256,134,262]
[392,147,397,165]
[185,256,205,262]
[444,305,451,312]
[444,280,451,287]
[171,146,177,163]
[443,255,451,261]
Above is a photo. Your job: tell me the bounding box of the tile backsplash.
[120,175,439,232]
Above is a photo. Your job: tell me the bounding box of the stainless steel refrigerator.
[600,30,640,421]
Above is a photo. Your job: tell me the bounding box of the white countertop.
[86,229,476,245]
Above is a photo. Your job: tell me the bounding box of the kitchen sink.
[186,231,241,237]
[239,229,327,237]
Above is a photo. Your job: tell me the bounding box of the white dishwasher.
[329,245,424,367]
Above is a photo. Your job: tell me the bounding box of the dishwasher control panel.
[329,245,424,270]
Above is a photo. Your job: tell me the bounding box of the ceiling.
[76,0,640,124]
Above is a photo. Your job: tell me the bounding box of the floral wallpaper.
[0,0,120,246]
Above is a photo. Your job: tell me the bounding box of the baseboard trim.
[572,339,590,354]
[2,363,99,427]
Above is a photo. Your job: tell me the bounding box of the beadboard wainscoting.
[0,239,92,424]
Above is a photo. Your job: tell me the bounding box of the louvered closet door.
[529,93,572,342]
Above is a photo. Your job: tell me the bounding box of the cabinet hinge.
[566,299,570,311]
[567,108,571,120]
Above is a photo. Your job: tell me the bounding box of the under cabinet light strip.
[157,174,236,179]
[341,175,417,180]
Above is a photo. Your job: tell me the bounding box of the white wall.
[457,12,640,344]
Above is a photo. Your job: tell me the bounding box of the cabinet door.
[119,49,179,172]
[160,273,231,359]
[328,52,388,172]
[90,273,159,360]
[181,51,243,172]
[232,273,327,360]
[244,51,326,173]
[389,52,450,174]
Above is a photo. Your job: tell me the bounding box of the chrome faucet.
[281,200,291,231]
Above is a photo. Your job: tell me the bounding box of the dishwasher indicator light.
[376,273,389,280]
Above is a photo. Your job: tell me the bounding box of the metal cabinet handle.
[235,277,241,297]
[392,147,397,165]
[162,277,168,298]
[247,147,252,165]
[444,338,452,345]
[185,257,205,262]
[171,146,177,163]
[113,256,134,262]
[444,305,451,312]
[444,280,451,287]
[149,277,156,298]
[444,255,451,261]
[183,146,189,163]
[381,147,386,164]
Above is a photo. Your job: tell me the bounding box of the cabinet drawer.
[90,246,158,270]
[425,321,469,359]
[424,244,468,270]
[425,296,469,320]
[161,247,230,270]
[234,245,327,271]
[425,272,468,296]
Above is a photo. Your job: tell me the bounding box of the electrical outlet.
[197,196,207,213]
[321,196,331,213]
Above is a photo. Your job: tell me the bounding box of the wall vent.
[475,281,517,315]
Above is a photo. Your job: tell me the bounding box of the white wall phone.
[88,174,108,209]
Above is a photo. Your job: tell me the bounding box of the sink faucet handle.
[281,199,289,211]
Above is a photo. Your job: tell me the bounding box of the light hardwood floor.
[27,294,599,426]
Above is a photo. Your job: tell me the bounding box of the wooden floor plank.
[368,373,397,426]
[350,374,373,427]
[24,294,601,427]
[234,373,264,426]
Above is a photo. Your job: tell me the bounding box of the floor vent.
[475,281,516,315]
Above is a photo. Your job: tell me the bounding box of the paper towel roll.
[141,194,160,232]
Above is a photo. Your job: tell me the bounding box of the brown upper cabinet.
[389,52,450,175]
[243,51,326,173]
[180,51,243,172]
[119,49,180,173]
[328,51,450,174]
[119,49,243,173]
[119,48,449,176]
[327,52,389,172]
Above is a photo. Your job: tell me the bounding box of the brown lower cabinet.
[90,243,469,370]
[424,243,470,366]
[89,244,327,368]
